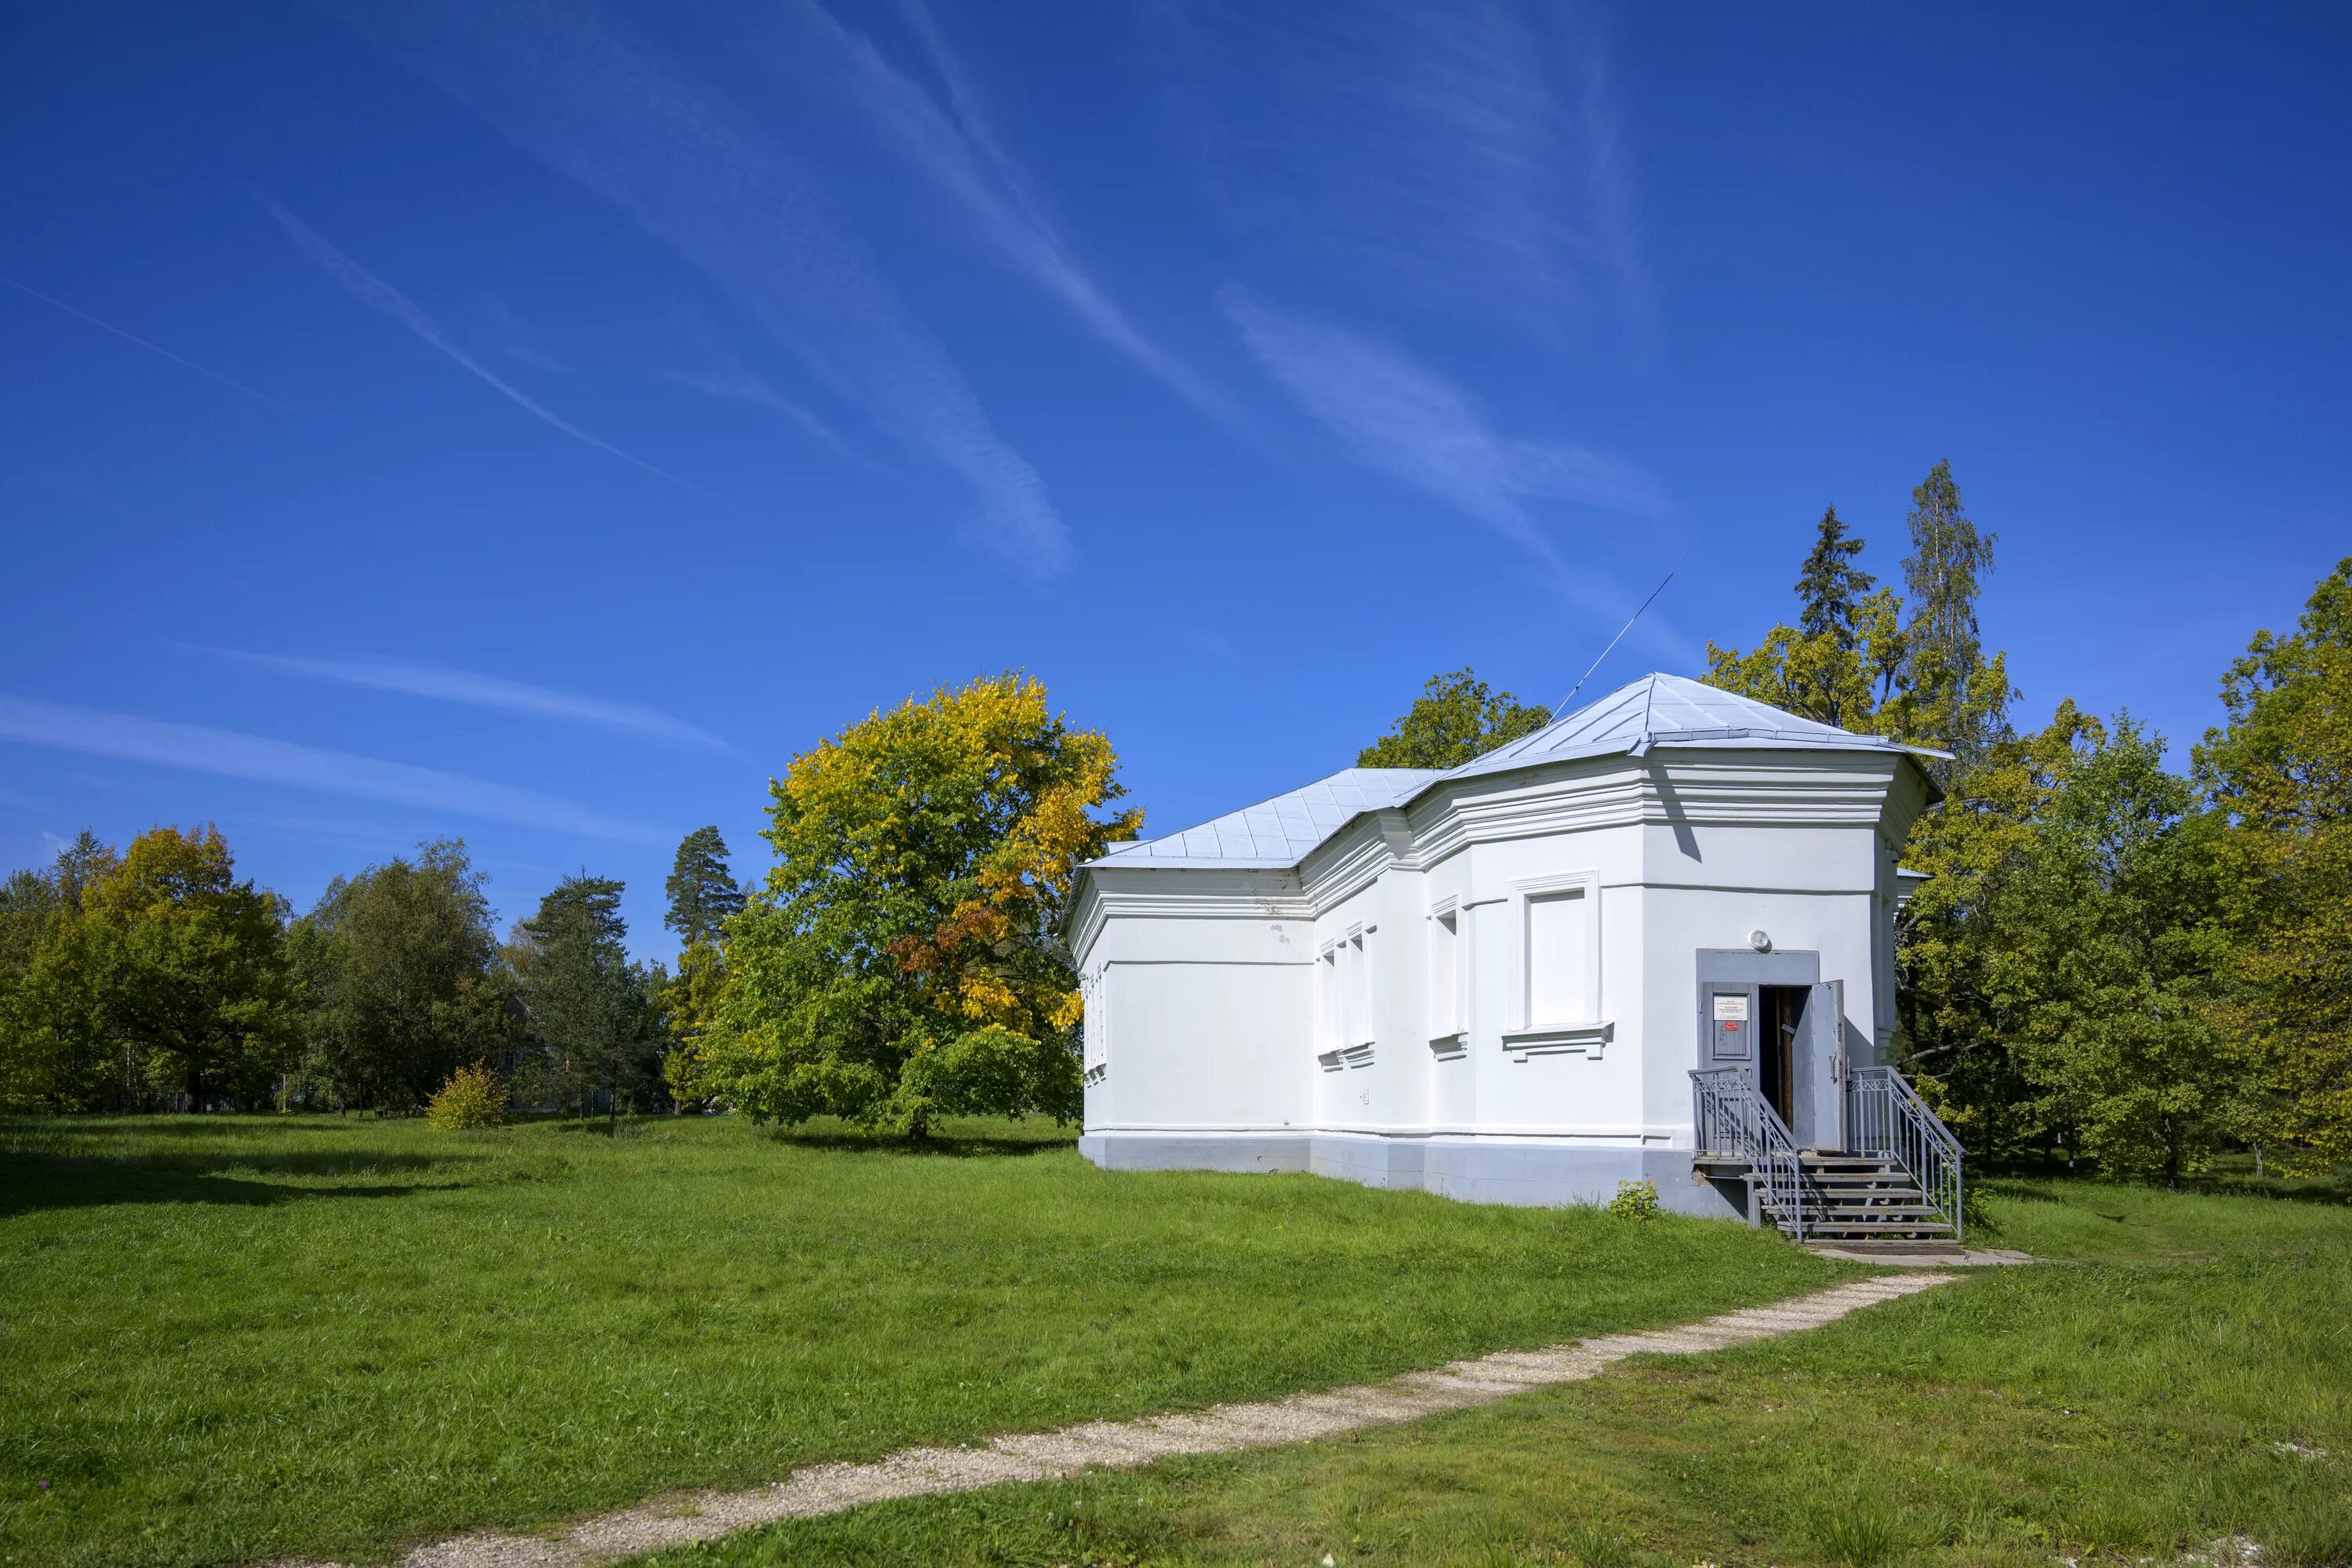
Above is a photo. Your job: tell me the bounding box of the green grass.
[0,1113,1849,1568]
[644,1175,2352,1568]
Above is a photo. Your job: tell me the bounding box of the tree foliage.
[0,833,122,1112]
[1707,472,2256,1179]
[1357,668,1552,769]
[1796,505,1875,648]
[710,673,1138,1137]
[86,826,300,1109]
[1991,717,2243,1181]
[291,840,518,1112]
[1902,459,2013,782]
[2195,557,2352,1171]
[510,874,665,1120]
[663,826,745,948]
[659,828,743,1110]
[424,1061,510,1130]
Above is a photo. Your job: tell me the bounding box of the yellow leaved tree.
[706,673,1140,1138]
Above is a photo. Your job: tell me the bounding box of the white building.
[1070,673,1960,1231]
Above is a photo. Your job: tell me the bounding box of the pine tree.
[663,827,746,948]
[1795,506,1875,650]
[512,875,659,1122]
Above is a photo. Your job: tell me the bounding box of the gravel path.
[282,1270,1955,1568]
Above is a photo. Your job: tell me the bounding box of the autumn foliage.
[708,673,1139,1136]
[424,1062,509,1130]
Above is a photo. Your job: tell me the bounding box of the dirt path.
[283,1271,1955,1568]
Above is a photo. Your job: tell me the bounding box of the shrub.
[1607,1178,1661,1221]
[425,1062,508,1130]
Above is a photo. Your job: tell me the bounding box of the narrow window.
[1430,910,1461,1037]
[1348,931,1372,1047]
[1319,948,1341,1051]
[1525,889,1588,1025]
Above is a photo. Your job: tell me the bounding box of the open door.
[1790,979,1846,1151]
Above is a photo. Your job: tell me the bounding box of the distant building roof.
[1087,673,1944,872]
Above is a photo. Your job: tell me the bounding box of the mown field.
[650,1177,2352,1568]
[0,1113,1850,1568]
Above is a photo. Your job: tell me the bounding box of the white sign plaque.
[1711,993,1750,1022]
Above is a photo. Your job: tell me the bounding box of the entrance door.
[1759,985,1804,1129]
[1791,979,1847,1152]
[1704,985,1755,1069]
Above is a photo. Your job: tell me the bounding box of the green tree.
[84,826,300,1110]
[1358,668,1552,769]
[663,826,745,947]
[1795,505,1875,649]
[291,840,520,1112]
[1902,459,2013,782]
[659,940,726,1110]
[1705,507,1911,734]
[0,834,122,1112]
[510,874,662,1122]
[1893,707,2098,1156]
[2194,557,2352,1171]
[659,827,743,1110]
[710,673,1138,1138]
[1995,717,2242,1184]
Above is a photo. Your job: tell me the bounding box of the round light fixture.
[1748,929,1773,953]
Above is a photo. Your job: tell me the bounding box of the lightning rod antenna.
[1552,546,1693,717]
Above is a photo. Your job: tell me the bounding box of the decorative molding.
[1428,1031,1468,1061]
[1085,1119,1683,1141]
[1508,869,1601,1034]
[1077,753,1902,957]
[1499,1021,1613,1062]
[1317,1044,1374,1073]
[1068,872,1311,961]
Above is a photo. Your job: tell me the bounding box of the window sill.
[1499,1021,1613,1062]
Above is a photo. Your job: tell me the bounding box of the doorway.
[1758,985,1806,1130]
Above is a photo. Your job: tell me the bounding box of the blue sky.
[5,2,2347,958]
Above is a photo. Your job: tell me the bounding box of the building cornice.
[1083,749,1905,938]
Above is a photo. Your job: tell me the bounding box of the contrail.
[1,273,298,413]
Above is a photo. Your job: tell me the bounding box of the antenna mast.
[1552,547,1692,717]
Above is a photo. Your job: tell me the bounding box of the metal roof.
[1091,766,1443,869]
[1443,671,1932,779]
[1087,673,1942,872]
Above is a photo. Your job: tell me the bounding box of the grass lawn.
[645,1177,2352,1568]
[0,1113,1849,1568]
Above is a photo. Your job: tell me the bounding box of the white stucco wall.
[1070,745,1930,1203]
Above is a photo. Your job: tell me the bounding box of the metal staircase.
[1690,1065,1964,1247]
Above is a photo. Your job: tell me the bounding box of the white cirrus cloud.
[195,648,731,752]
[1222,289,1665,545]
[324,0,1071,577]
[1152,0,1644,329]
[768,0,1231,423]
[0,695,664,844]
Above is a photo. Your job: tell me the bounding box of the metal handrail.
[1846,1065,1965,1242]
[1690,1066,1808,1242]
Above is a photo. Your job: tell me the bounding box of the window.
[1345,931,1373,1047]
[1319,946,1341,1052]
[1525,888,1590,1025]
[1429,909,1463,1038]
[1083,969,1108,1073]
